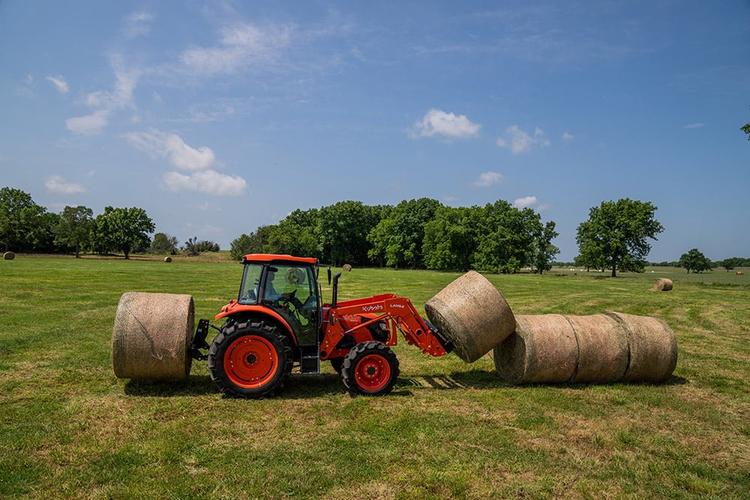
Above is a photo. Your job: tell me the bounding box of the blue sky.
[1,1,748,260]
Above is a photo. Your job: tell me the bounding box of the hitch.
[189,319,213,360]
[425,319,454,353]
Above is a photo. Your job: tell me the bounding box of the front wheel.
[208,320,292,398]
[341,342,399,396]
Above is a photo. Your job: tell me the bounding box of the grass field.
[1,256,748,498]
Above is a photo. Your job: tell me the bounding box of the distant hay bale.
[493,314,578,384]
[652,278,673,291]
[425,271,516,363]
[342,263,352,272]
[608,312,677,382]
[112,292,194,380]
[567,313,628,383]
[164,256,172,263]
[3,251,15,260]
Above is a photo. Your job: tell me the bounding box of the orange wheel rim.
[354,353,391,393]
[224,335,279,389]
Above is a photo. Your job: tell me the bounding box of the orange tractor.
[189,254,453,397]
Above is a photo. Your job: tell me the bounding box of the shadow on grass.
[124,375,217,397]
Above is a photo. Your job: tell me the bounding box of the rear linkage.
[189,319,218,361]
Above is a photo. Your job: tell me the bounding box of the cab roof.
[243,253,318,265]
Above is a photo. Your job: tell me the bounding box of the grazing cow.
[736,271,744,276]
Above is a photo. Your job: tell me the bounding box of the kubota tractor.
[189,254,453,397]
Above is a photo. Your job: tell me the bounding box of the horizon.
[1,1,748,261]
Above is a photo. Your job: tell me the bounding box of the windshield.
[238,263,263,304]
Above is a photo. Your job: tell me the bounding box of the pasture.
[1,255,748,498]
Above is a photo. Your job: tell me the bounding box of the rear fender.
[216,303,298,346]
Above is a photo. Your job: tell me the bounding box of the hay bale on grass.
[342,263,352,272]
[567,313,628,383]
[164,256,172,263]
[112,292,194,380]
[3,251,15,260]
[652,278,673,291]
[493,314,578,384]
[608,312,677,382]
[425,271,516,363]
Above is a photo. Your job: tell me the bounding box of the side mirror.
[327,267,332,285]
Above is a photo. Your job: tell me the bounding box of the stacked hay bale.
[494,312,677,384]
[652,278,673,291]
[3,251,15,260]
[425,271,516,363]
[112,292,194,380]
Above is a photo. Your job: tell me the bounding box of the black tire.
[208,319,292,398]
[330,358,344,374]
[341,341,399,396]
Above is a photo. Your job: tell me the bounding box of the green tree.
[0,187,56,252]
[368,198,442,268]
[94,206,155,259]
[229,226,274,260]
[575,199,664,277]
[720,257,741,272]
[531,221,559,274]
[741,122,750,139]
[679,248,712,273]
[423,206,479,271]
[150,232,178,254]
[54,206,94,258]
[318,201,382,266]
[472,201,541,274]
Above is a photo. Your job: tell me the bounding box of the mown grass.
[0,256,748,498]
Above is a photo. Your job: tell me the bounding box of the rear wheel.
[208,320,292,398]
[341,341,399,396]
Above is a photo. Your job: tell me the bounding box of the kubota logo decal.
[362,305,384,312]
[391,303,405,308]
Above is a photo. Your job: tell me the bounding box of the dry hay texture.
[342,263,352,272]
[425,271,516,363]
[164,256,172,263]
[3,251,15,260]
[112,292,194,380]
[652,278,673,291]
[494,312,677,384]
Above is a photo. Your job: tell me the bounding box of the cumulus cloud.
[164,170,247,197]
[496,126,550,154]
[562,131,574,142]
[412,109,481,139]
[124,11,154,38]
[474,171,503,187]
[124,129,246,197]
[513,196,538,209]
[684,122,704,129]
[65,109,110,135]
[45,75,69,94]
[124,130,215,171]
[45,175,85,195]
[180,23,293,76]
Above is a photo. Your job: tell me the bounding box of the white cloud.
[562,131,574,142]
[497,126,550,154]
[180,23,293,76]
[45,175,85,195]
[164,170,247,197]
[65,109,110,135]
[684,122,704,129]
[124,11,154,38]
[412,109,481,139]
[513,195,538,209]
[124,130,215,171]
[474,171,503,187]
[45,75,69,94]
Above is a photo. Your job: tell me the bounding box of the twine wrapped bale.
[608,312,677,382]
[493,314,578,384]
[652,278,673,291]
[425,271,516,363]
[3,251,15,260]
[112,292,194,380]
[164,256,172,263]
[567,313,628,383]
[342,263,352,272]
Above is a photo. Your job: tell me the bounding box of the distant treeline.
[554,257,750,270]
[230,198,560,274]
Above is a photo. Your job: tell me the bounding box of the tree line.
[0,187,218,259]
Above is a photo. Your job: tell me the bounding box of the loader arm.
[320,294,453,359]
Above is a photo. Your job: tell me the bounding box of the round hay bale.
[163,256,172,263]
[493,314,578,384]
[568,313,628,383]
[3,251,15,260]
[342,263,352,272]
[652,278,673,291]
[607,312,677,382]
[112,292,194,380]
[425,271,516,363]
